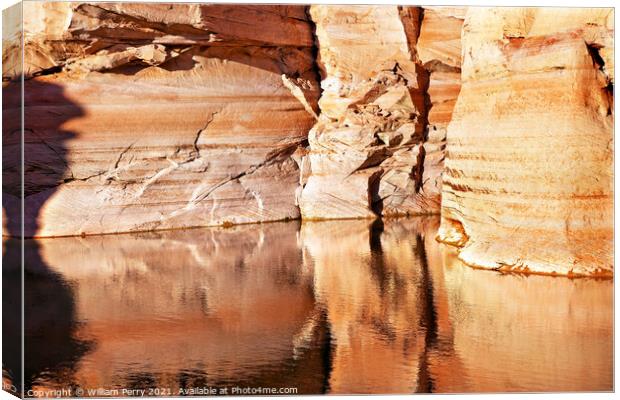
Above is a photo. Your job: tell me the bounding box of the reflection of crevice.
[196,302,333,394]
[414,233,437,393]
[368,219,389,295]
[318,308,333,394]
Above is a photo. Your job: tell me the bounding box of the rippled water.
[2,217,613,395]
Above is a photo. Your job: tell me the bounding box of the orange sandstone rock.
[3,2,319,237]
[437,7,614,276]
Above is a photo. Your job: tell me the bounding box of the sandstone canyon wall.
[4,3,458,237]
[3,2,320,237]
[299,6,464,219]
[437,8,614,277]
[416,7,465,207]
[2,4,614,277]
[299,6,437,219]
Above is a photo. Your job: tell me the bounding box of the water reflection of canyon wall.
[21,218,612,395]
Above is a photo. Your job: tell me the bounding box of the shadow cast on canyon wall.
[3,77,83,236]
[2,77,91,394]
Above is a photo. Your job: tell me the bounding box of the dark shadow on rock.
[2,76,92,394]
[2,74,24,396]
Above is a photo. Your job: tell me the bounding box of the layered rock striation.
[3,2,320,237]
[437,8,614,276]
[2,4,614,277]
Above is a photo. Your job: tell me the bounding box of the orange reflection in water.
[17,217,612,395]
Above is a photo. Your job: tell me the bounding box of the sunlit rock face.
[3,2,319,237]
[299,6,441,219]
[2,4,615,278]
[437,8,614,277]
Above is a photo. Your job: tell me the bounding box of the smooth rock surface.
[437,7,614,276]
[3,2,320,237]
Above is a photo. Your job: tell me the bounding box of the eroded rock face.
[2,4,615,278]
[437,8,614,276]
[299,5,439,219]
[3,2,319,237]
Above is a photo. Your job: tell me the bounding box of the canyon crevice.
[2,4,614,277]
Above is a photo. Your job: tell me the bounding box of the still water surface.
[3,217,613,395]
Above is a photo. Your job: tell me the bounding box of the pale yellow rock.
[417,7,466,69]
[438,7,614,277]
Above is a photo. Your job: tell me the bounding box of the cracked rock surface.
[417,7,466,210]
[299,5,439,219]
[3,2,320,236]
